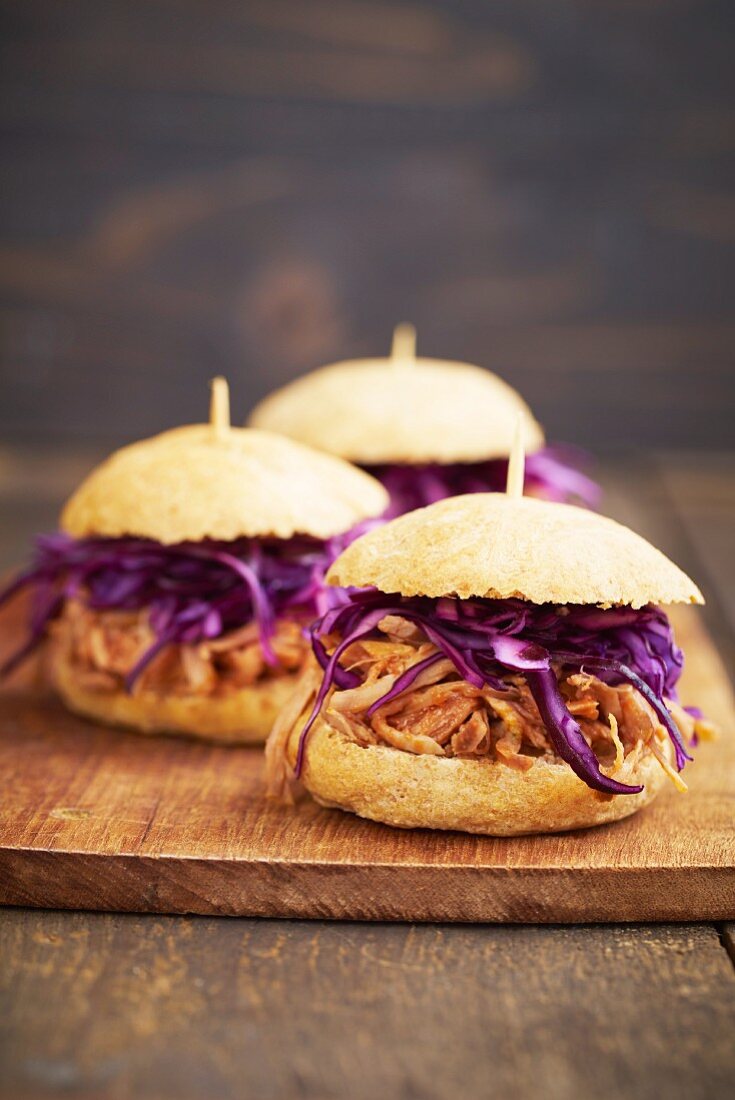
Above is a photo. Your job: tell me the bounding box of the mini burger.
[0,379,388,744]
[249,324,599,516]
[267,444,712,834]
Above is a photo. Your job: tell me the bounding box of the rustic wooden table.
[0,449,733,1100]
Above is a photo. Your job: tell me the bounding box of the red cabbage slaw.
[364,445,601,518]
[0,531,359,690]
[295,591,691,795]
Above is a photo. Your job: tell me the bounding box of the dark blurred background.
[0,0,733,450]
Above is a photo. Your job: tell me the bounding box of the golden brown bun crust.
[49,641,295,744]
[61,426,388,544]
[248,359,545,464]
[287,718,671,835]
[327,493,703,608]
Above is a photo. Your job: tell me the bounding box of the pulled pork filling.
[266,615,706,798]
[266,592,714,799]
[0,531,352,692]
[54,599,310,696]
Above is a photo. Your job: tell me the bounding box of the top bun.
[327,494,703,608]
[248,358,545,464]
[61,425,389,544]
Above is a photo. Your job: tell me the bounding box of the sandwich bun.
[49,639,296,744]
[61,425,388,544]
[327,493,703,608]
[274,491,700,834]
[248,358,545,465]
[285,715,672,835]
[54,390,387,744]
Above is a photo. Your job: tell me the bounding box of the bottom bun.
[286,718,672,835]
[50,642,296,745]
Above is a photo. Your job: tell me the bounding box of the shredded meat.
[266,614,709,793]
[668,699,717,743]
[265,666,322,801]
[371,712,446,756]
[377,615,425,643]
[55,599,310,697]
[325,707,377,747]
[216,644,265,688]
[451,709,490,755]
[564,672,625,726]
[382,683,480,745]
[329,675,402,714]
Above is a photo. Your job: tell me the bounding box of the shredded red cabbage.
[295,590,692,795]
[0,529,362,689]
[364,445,601,518]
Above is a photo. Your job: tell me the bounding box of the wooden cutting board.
[0,595,732,923]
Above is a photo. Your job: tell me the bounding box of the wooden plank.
[721,924,735,970]
[656,452,735,642]
[0,910,733,1100]
[2,4,734,450]
[0,590,732,923]
[597,453,735,678]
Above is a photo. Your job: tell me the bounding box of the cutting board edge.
[0,841,732,874]
[2,849,733,923]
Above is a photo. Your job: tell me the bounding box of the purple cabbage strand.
[0,529,363,690]
[364,445,601,518]
[295,590,692,795]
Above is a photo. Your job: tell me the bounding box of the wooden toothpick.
[209,376,231,440]
[505,414,525,498]
[391,323,417,364]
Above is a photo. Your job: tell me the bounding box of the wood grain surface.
[0,592,732,922]
[0,453,733,1100]
[1,910,734,1100]
[1,1,734,450]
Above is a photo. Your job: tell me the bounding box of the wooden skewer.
[505,414,525,499]
[391,323,417,364]
[209,376,230,440]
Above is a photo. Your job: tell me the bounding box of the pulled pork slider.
[267,473,712,833]
[1,379,388,743]
[249,324,598,515]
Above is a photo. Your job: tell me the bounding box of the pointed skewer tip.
[391,323,417,364]
[505,414,526,499]
[209,376,231,439]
